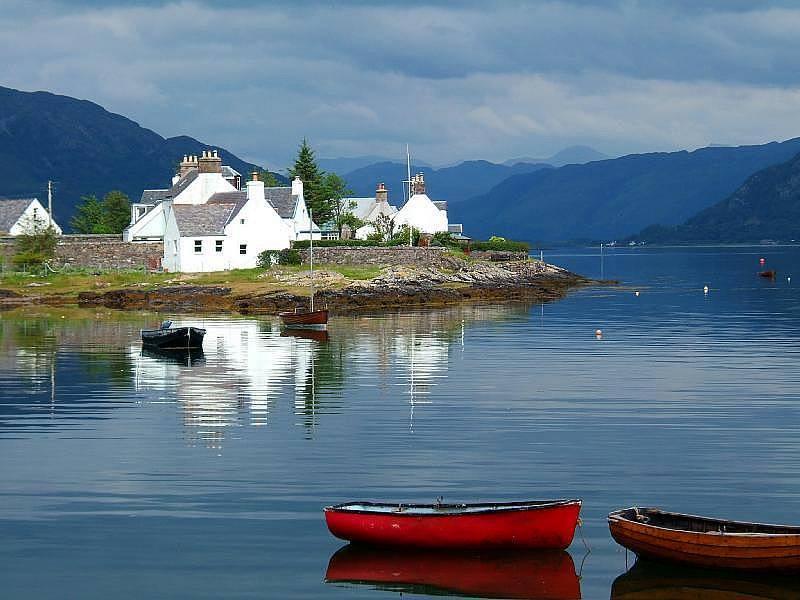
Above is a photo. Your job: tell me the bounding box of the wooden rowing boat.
[325,544,581,599]
[278,308,328,327]
[759,270,777,278]
[141,321,205,350]
[608,507,800,571]
[325,499,581,550]
[611,558,800,599]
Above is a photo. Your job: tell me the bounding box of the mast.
[406,145,412,247]
[309,208,314,312]
[47,180,53,220]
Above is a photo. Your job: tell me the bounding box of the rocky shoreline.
[1,257,595,314]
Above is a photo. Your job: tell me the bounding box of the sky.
[3,0,800,170]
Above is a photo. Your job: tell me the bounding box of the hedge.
[471,239,530,253]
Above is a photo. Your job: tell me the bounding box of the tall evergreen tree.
[100,191,131,234]
[288,138,334,222]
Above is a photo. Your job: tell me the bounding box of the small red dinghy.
[324,499,581,549]
[278,308,328,327]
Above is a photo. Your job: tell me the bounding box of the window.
[239,244,247,255]
[194,240,202,253]
[215,240,223,253]
[240,218,245,225]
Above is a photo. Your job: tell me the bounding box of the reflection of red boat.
[759,270,777,278]
[324,499,581,549]
[609,507,800,570]
[280,328,329,342]
[325,544,581,599]
[278,308,328,327]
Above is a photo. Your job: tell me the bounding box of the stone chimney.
[246,170,265,204]
[375,182,388,203]
[198,149,222,174]
[179,154,199,177]
[292,176,303,197]
[411,172,426,195]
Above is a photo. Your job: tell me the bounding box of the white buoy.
[635,290,640,297]
[703,285,709,294]
[595,329,603,338]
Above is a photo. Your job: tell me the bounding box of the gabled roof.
[0,198,35,232]
[433,201,447,211]
[140,189,169,204]
[165,169,199,200]
[264,187,298,218]
[173,202,244,236]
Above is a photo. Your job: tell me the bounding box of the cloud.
[1,0,800,166]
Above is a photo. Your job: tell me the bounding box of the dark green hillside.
[0,86,283,229]
[452,139,800,243]
[637,152,800,243]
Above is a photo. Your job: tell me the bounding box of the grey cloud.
[1,0,800,167]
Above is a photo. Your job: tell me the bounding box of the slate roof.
[264,187,297,218]
[347,197,377,220]
[166,169,199,199]
[221,166,241,179]
[433,201,448,211]
[0,198,35,232]
[140,189,169,204]
[173,203,242,236]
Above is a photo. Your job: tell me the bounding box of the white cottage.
[124,150,320,245]
[392,173,449,234]
[162,173,292,272]
[0,197,62,235]
[351,183,400,240]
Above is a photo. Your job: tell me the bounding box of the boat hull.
[325,500,581,550]
[759,270,777,278]
[141,326,206,350]
[279,309,328,327]
[325,544,581,600]
[609,507,800,571]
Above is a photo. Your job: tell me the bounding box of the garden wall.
[298,246,450,267]
[0,235,163,270]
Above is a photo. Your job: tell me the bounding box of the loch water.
[2,246,800,599]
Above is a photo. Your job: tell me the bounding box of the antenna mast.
[47,180,53,220]
[406,145,412,247]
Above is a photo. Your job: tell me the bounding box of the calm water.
[2,246,800,599]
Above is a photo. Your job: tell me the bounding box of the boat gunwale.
[325,498,581,517]
[141,326,207,336]
[609,507,800,538]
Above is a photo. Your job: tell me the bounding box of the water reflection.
[611,559,800,599]
[325,544,581,599]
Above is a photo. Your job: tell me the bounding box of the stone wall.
[298,246,450,267]
[0,235,163,270]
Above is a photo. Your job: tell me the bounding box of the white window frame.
[215,240,223,253]
[239,244,247,255]
[194,239,202,254]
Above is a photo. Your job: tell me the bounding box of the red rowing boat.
[759,270,777,278]
[325,544,581,599]
[324,499,582,549]
[278,308,328,327]
[609,507,800,571]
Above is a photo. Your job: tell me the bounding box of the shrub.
[257,248,302,267]
[471,238,530,253]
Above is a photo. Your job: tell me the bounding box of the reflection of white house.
[0,198,62,235]
[124,150,320,272]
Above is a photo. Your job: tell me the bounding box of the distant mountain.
[453,139,800,243]
[503,145,608,167]
[319,155,431,174]
[343,160,552,204]
[0,86,283,229]
[635,152,800,243]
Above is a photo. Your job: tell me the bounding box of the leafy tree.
[100,191,131,233]
[386,224,421,246]
[258,169,280,187]
[70,191,131,234]
[71,194,104,233]
[319,172,355,234]
[368,213,396,242]
[13,212,58,269]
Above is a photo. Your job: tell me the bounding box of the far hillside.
[0,86,281,229]
[342,160,551,204]
[635,151,800,243]
[452,139,800,243]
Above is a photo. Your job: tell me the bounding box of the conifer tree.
[288,138,334,222]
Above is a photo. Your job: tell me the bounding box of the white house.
[351,183,400,240]
[392,173,449,235]
[124,150,320,246]
[162,173,292,272]
[0,197,62,236]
